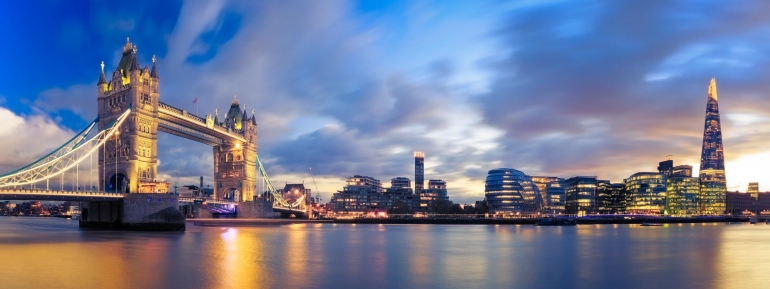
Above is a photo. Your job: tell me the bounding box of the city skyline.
[3,1,770,204]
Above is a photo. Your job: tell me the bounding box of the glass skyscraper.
[545,178,566,214]
[665,176,700,216]
[625,172,667,214]
[699,78,726,215]
[484,168,542,214]
[564,176,597,216]
[597,181,626,214]
[531,176,561,211]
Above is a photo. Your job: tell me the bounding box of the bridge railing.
[158,102,183,114]
[0,109,131,188]
[0,189,125,198]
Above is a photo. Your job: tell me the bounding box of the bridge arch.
[106,173,128,193]
[223,188,239,201]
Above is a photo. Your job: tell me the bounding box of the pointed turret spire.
[243,105,248,120]
[150,54,159,78]
[251,109,256,125]
[130,48,140,72]
[98,61,107,85]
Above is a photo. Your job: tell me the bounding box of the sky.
[2,0,770,204]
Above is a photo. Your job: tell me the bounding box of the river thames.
[1,218,769,289]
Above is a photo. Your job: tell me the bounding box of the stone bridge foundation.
[79,193,185,231]
[236,199,278,218]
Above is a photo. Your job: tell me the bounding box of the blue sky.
[2,0,770,204]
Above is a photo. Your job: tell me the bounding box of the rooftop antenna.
[666,155,673,161]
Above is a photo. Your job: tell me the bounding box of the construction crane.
[309,167,321,203]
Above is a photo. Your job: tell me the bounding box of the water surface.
[1,218,769,289]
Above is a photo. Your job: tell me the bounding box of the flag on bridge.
[193,97,198,104]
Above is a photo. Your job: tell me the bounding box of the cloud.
[34,84,95,120]
[0,107,74,174]
[477,1,770,187]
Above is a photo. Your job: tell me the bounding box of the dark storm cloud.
[479,0,770,182]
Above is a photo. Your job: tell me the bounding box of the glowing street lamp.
[115,131,119,193]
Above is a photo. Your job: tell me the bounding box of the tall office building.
[385,177,418,212]
[658,158,674,177]
[414,151,425,192]
[625,172,667,214]
[564,176,597,216]
[665,175,700,216]
[673,165,693,177]
[420,179,450,211]
[531,176,561,210]
[699,78,727,214]
[597,181,626,214]
[545,178,566,214]
[748,182,759,199]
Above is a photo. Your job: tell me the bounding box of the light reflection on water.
[1,218,770,289]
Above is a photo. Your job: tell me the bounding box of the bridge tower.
[213,97,258,202]
[97,38,161,194]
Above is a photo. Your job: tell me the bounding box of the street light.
[115,131,119,193]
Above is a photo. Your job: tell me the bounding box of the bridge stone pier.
[80,193,185,231]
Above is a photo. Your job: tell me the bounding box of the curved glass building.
[484,168,542,213]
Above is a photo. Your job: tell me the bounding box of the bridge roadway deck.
[0,189,124,201]
[157,102,246,146]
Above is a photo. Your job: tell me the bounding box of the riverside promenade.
[188,216,752,226]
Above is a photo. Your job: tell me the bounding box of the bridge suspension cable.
[0,109,132,188]
[255,154,308,210]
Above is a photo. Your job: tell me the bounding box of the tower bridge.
[0,39,310,229]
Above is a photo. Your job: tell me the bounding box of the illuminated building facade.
[665,176,700,216]
[484,168,542,214]
[419,179,449,211]
[597,181,626,214]
[415,151,425,192]
[699,78,727,214]
[329,175,388,213]
[545,178,566,214]
[624,172,667,214]
[658,159,674,177]
[748,182,759,199]
[673,165,693,177]
[385,177,418,212]
[391,177,411,189]
[564,176,597,216]
[531,176,560,211]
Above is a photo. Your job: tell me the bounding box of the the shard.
[699,78,726,214]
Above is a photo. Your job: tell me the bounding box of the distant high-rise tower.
[699,78,727,214]
[415,151,425,192]
[748,182,759,199]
